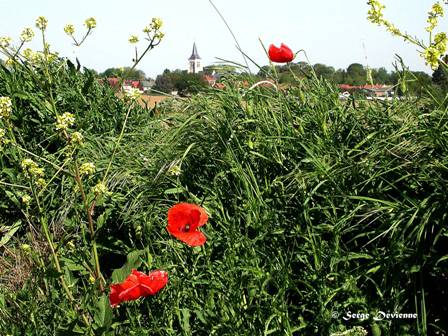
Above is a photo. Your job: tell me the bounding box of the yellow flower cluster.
[125,88,141,100]
[0,36,12,48]
[55,112,75,131]
[22,48,42,64]
[93,181,109,196]
[150,17,163,30]
[168,165,181,176]
[368,0,447,70]
[426,2,444,32]
[35,16,48,30]
[84,17,97,29]
[70,131,84,146]
[64,24,75,35]
[5,58,15,66]
[424,32,447,69]
[0,128,8,147]
[129,35,139,44]
[367,0,385,25]
[21,158,45,179]
[0,96,12,119]
[143,17,164,39]
[20,27,35,42]
[79,162,95,176]
[21,194,31,206]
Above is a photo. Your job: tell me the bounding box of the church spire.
[189,42,201,60]
[188,42,203,74]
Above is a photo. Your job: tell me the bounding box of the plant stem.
[74,162,105,291]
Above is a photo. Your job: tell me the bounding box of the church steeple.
[188,42,202,74]
[189,42,201,60]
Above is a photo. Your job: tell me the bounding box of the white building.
[188,42,202,74]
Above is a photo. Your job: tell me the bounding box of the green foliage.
[153,69,207,95]
[1,53,448,336]
[100,67,146,80]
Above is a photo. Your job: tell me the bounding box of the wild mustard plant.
[79,162,96,176]
[0,13,165,333]
[35,16,48,31]
[127,17,164,75]
[55,112,75,131]
[0,97,12,119]
[367,1,447,69]
[63,17,97,46]
[128,35,139,44]
[0,36,12,47]
[19,27,35,42]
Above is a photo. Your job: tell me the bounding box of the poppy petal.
[109,284,123,307]
[175,231,206,247]
[139,270,168,296]
[118,283,143,302]
[109,269,168,307]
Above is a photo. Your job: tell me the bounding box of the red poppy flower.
[109,269,168,307]
[167,203,208,247]
[268,43,295,63]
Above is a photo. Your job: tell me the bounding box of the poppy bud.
[268,43,295,63]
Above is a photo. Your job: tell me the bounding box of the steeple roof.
[188,42,201,60]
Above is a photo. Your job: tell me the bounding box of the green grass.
[0,60,447,335]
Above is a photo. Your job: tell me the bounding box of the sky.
[0,0,446,78]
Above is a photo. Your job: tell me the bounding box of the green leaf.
[93,294,113,331]
[0,220,21,248]
[180,308,191,333]
[111,250,145,283]
[164,187,184,195]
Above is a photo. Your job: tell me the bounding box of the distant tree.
[153,74,175,93]
[372,67,390,84]
[333,69,346,84]
[100,67,146,80]
[346,63,366,85]
[173,73,207,96]
[313,63,335,81]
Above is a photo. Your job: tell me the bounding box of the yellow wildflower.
[5,58,15,66]
[20,27,34,42]
[21,194,31,206]
[35,178,46,188]
[0,36,12,48]
[0,96,12,119]
[168,165,181,176]
[79,162,95,176]
[93,182,109,196]
[426,2,444,32]
[423,46,441,70]
[151,17,163,30]
[154,31,165,40]
[128,35,139,44]
[84,17,97,29]
[434,32,447,54]
[21,244,31,252]
[367,0,385,25]
[21,159,45,178]
[55,112,75,131]
[70,131,84,146]
[0,128,9,147]
[64,24,75,35]
[35,16,48,30]
[125,88,141,101]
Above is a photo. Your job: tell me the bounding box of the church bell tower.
[188,42,202,74]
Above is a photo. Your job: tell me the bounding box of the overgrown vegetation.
[1,3,448,335]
